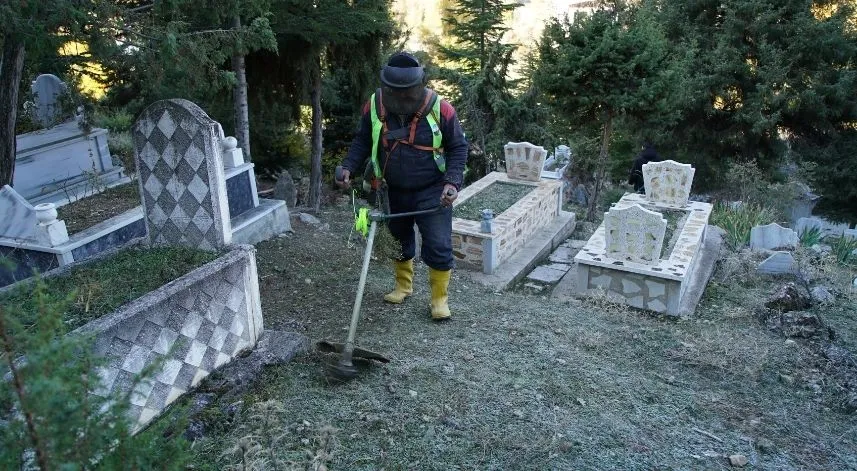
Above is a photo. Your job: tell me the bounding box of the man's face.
[382,85,426,116]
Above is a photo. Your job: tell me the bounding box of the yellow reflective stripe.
[369,93,383,177]
[426,96,445,172]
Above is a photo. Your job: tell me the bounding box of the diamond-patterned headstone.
[133,99,231,249]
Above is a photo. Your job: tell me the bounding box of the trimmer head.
[317,340,390,383]
[324,359,359,382]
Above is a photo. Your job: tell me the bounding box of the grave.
[15,74,130,206]
[132,99,290,247]
[454,141,576,288]
[570,160,718,316]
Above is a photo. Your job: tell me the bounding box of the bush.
[831,236,857,265]
[91,108,135,133]
[1,279,189,469]
[710,202,777,251]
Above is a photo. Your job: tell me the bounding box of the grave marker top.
[642,160,695,206]
[604,203,667,265]
[504,142,547,182]
[31,74,68,127]
[133,99,231,250]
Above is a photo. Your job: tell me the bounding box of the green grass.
[1,247,219,331]
[454,182,535,221]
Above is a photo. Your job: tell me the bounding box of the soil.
[57,183,141,234]
[454,182,535,221]
[180,200,857,470]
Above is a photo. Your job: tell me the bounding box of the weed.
[799,226,823,247]
[831,236,857,265]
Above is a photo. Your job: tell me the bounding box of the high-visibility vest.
[368,88,445,180]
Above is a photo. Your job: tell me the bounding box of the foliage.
[799,226,824,247]
[534,1,685,219]
[710,201,777,250]
[0,279,189,469]
[831,236,857,265]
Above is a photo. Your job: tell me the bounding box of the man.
[628,141,662,193]
[335,52,469,321]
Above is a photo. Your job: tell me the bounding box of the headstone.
[604,204,667,265]
[796,216,850,238]
[503,142,547,182]
[642,160,695,206]
[133,99,232,250]
[273,170,297,208]
[757,251,797,275]
[787,182,820,225]
[555,145,571,164]
[30,74,68,127]
[750,223,798,251]
[0,185,39,242]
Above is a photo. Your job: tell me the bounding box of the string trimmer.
[317,166,449,382]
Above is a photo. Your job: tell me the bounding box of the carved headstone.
[504,142,547,182]
[31,74,68,127]
[133,99,231,250]
[642,160,695,206]
[604,204,667,265]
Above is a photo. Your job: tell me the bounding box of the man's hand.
[440,184,458,207]
[335,166,351,189]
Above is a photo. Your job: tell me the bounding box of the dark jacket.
[628,146,662,192]
[342,95,469,192]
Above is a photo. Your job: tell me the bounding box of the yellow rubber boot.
[383,259,414,304]
[428,267,452,320]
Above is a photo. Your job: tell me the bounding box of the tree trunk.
[0,38,25,187]
[308,58,323,211]
[586,114,613,221]
[231,16,251,162]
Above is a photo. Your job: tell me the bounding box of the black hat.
[380,52,425,89]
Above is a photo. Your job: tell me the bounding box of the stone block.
[527,265,566,283]
[750,223,798,251]
[757,251,797,275]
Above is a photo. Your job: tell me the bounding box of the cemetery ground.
[177,200,857,470]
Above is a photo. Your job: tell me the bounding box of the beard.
[382,87,426,116]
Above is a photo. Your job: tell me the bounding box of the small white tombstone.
[604,204,667,265]
[642,160,695,206]
[750,223,798,251]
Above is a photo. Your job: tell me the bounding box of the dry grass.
[180,203,856,470]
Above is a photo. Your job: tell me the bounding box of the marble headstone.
[555,145,571,164]
[31,74,67,127]
[504,142,547,182]
[133,99,232,250]
[0,185,38,242]
[757,251,797,275]
[604,203,667,265]
[750,223,798,251]
[643,160,695,206]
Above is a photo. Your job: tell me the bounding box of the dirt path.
[191,203,857,470]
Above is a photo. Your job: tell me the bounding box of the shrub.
[1,278,190,469]
[831,236,857,265]
[799,226,823,247]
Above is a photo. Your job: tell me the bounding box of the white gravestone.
[0,186,68,246]
[750,223,798,251]
[504,142,547,182]
[31,74,68,127]
[796,216,851,238]
[643,160,695,206]
[757,251,797,275]
[604,204,667,265]
[132,99,232,250]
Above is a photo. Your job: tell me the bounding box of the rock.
[756,437,775,454]
[810,286,835,305]
[778,374,794,385]
[765,283,811,312]
[729,454,748,467]
[273,170,297,208]
[298,213,322,225]
[757,251,797,275]
[184,420,206,441]
[766,310,834,340]
[810,243,832,255]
